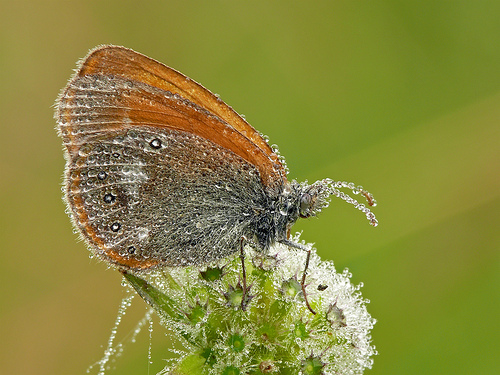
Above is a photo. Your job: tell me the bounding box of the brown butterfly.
[55,46,377,310]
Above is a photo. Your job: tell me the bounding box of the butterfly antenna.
[323,179,378,227]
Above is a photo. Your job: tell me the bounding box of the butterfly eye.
[299,182,331,218]
[299,192,315,218]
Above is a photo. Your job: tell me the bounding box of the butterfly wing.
[56,50,285,270]
[61,124,271,269]
[71,45,286,179]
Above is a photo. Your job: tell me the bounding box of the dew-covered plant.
[121,235,376,375]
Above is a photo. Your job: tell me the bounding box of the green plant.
[123,236,376,374]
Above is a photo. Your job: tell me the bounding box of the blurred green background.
[1,1,498,374]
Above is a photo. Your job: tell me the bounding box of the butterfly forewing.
[56,48,288,270]
[58,73,283,189]
[74,45,285,176]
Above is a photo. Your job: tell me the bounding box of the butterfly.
[55,45,377,277]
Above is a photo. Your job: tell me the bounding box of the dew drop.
[104,193,116,204]
[149,138,162,149]
[111,222,121,232]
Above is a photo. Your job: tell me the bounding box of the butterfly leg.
[300,249,316,315]
[239,236,256,311]
[280,239,316,315]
